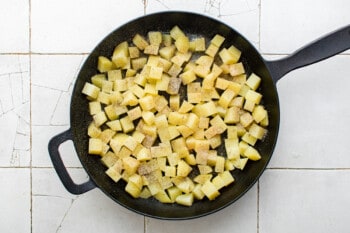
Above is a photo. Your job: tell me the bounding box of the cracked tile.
[0,55,30,167]
[146,0,260,48]
[32,168,144,233]
[0,168,30,233]
[0,0,29,53]
[31,0,144,53]
[32,125,82,167]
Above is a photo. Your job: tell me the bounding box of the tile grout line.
[28,0,33,232]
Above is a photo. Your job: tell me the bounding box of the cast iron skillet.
[48,12,350,220]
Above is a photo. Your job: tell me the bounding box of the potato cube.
[132,34,149,50]
[219,170,235,186]
[260,114,269,127]
[212,174,225,190]
[219,48,237,65]
[215,156,225,173]
[91,74,106,88]
[194,37,206,51]
[148,31,162,45]
[175,36,190,53]
[88,138,103,155]
[106,166,122,183]
[193,184,205,200]
[229,62,245,76]
[194,65,210,78]
[218,88,236,108]
[205,44,220,57]
[120,116,135,133]
[249,123,267,140]
[131,57,147,71]
[201,180,220,200]
[196,55,214,67]
[122,157,140,175]
[89,101,101,115]
[246,73,261,90]
[139,95,155,111]
[125,181,141,198]
[170,26,186,40]
[165,166,176,177]
[177,160,193,177]
[169,95,180,111]
[240,112,254,128]
[88,122,101,138]
[93,111,107,127]
[159,45,176,60]
[194,174,213,184]
[154,190,173,203]
[198,165,213,175]
[176,193,194,206]
[243,99,255,112]
[97,56,115,73]
[167,63,182,77]
[224,106,240,124]
[180,69,196,84]
[192,101,218,117]
[173,177,194,194]
[252,105,267,123]
[136,147,152,161]
[243,146,261,161]
[156,74,170,91]
[211,34,225,47]
[144,83,158,95]
[82,82,100,99]
[144,44,159,55]
[167,77,182,95]
[225,138,240,160]
[227,45,241,63]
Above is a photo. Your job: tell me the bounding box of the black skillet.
[48,12,350,220]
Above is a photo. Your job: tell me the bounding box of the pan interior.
[70,12,280,219]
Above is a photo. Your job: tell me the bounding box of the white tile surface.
[31,0,144,53]
[259,169,350,233]
[0,168,30,233]
[261,0,350,54]
[267,55,350,168]
[0,0,29,53]
[146,0,260,48]
[0,55,30,167]
[146,184,257,233]
[32,168,144,233]
[1,0,350,232]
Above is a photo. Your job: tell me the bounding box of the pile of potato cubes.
[82,26,269,206]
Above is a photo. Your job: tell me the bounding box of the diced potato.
[159,45,176,60]
[229,62,245,76]
[89,138,103,155]
[170,25,186,40]
[148,31,162,45]
[180,69,196,84]
[243,145,261,161]
[176,193,194,206]
[193,184,205,200]
[167,186,182,202]
[175,36,190,53]
[205,44,220,57]
[82,82,100,99]
[211,34,225,47]
[246,73,261,90]
[177,160,193,177]
[252,105,267,123]
[240,112,254,128]
[106,166,122,182]
[155,190,173,203]
[162,34,173,46]
[133,34,149,50]
[201,180,220,200]
[193,37,206,51]
[97,56,115,73]
[144,44,159,55]
[167,77,182,95]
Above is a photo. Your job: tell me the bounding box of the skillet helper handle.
[267,25,350,83]
[48,129,96,195]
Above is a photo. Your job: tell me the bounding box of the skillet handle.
[266,25,350,83]
[48,129,96,195]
